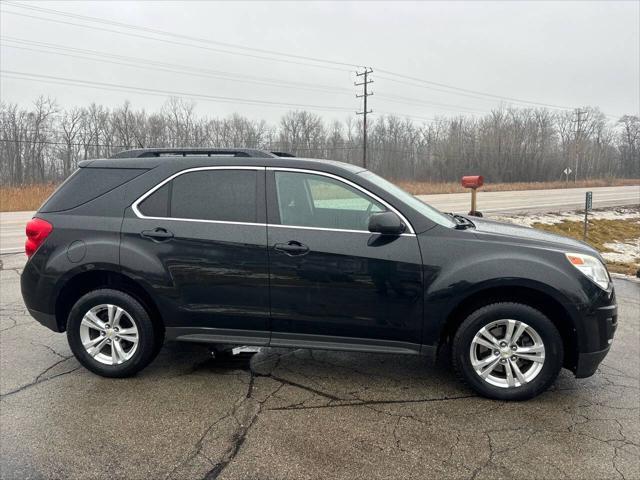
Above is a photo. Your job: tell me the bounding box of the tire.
[452,302,563,401]
[67,289,158,378]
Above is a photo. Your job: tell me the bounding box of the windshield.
[358,171,456,228]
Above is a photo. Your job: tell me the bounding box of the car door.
[120,166,270,345]
[266,168,424,352]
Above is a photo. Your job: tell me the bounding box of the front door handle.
[274,240,309,256]
[141,227,174,242]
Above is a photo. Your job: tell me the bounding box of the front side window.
[358,170,456,228]
[274,171,385,231]
[137,169,258,223]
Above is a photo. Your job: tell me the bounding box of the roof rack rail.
[111,148,277,159]
[270,151,296,157]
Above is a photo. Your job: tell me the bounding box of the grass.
[532,218,640,275]
[0,184,57,212]
[397,178,640,195]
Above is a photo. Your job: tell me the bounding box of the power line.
[1,38,497,116]
[0,138,128,148]
[0,68,491,121]
[376,93,489,115]
[0,9,353,74]
[376,69,576,111]
[0,37,350,94]
[5,45,347,95]
[2,1,361,69]
[376,74,622,121]
[1,1,616,116]
[376,74,551,111]
[377,112,436,123]
[0,70,355,113]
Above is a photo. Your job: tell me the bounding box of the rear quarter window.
[40,168,146,213]
[170,170,258,222]
[137,183,170,217]
[136,169,259,223]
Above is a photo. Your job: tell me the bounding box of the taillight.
[25,218,53,257]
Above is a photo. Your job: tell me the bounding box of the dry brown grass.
[532,218,640,275]
[397,178,640,195]
[0,184,57,212]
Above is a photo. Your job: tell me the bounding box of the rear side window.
[40,168,146,213]
[137,183,170,217]
[137,169,258,223]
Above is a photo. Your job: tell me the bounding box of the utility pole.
[572,108,586,183]
[355,68,373,168]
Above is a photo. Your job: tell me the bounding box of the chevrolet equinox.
[21,148,617,400]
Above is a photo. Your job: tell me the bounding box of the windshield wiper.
[446,213,476,229]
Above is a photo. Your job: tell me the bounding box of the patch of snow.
[492,206,640,228]
[601,240,640,264]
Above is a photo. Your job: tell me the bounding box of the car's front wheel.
[67,289,158,377]
[452,302,563,400]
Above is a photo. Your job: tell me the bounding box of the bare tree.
[618,115,640,177]
[59,107,84,177]
[0,98,636,187]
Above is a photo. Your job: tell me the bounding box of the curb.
[611,273,640,284]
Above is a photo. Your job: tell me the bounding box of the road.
[417,185,639,215]
[1,252,638,479]
[0,211,33,255]
[1,185,638,254]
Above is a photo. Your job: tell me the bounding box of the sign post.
[563,167,572,185]
[584,191,592,241]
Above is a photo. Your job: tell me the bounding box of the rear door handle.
[274,241,309,256]
[141,227,174,242]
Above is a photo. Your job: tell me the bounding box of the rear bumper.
[21,256,61,332]
[27,307,62,333]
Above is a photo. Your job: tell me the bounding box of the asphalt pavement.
[416,185,640,215]
[1,252,638,479]
[1,185,638,254]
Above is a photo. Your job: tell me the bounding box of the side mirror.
[368,211,406,235]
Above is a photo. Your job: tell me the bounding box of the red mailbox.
[461,175,484,189]
[461,175,484,217]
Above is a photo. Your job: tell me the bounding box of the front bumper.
[575,347,612,378]
[574,301,617,378]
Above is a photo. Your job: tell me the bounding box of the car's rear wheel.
[67,289,157,378]
[452,302,563,400]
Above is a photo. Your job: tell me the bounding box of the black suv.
[21,148,617,400]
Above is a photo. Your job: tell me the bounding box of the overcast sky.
[1,1,638,124]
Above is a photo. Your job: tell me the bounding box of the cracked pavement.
[1,252,638,479]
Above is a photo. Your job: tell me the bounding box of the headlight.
[565,253,610,289]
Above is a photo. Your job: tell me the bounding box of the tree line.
[1,96,638,186]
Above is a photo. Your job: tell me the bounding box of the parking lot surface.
[1,252,639,480]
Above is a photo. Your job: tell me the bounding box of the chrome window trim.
[268,167,415,234]
[131,166,264,223]
[131,165,416,236]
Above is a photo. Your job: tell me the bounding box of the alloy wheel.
[79,304,139,366]
[469,319,546,388]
